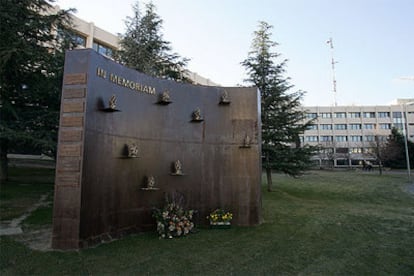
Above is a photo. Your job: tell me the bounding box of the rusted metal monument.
[52,49,262,249]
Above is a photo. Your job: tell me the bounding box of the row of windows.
[304,135,388,143]
[72,33,116,58]
[307,123,393,130]
[306,111,401,119]
[93,42,114,58]
[320,147,376,154]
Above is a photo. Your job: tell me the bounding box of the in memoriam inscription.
[96,67,156,95]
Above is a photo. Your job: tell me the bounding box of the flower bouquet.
[207,208,233,229]
[153,202,195,239]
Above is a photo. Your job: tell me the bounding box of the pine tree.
[242,21,316,191]
[0,0,75,180]
[382,128,414,169]
[118,1,190,82]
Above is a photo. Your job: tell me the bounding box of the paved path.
[0,194,52,251]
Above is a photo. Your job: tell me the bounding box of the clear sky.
[55,0,413,106]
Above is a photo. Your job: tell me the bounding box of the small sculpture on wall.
[191,107,203,122]
[127,143,139,158]
[219,90,231,105]
[141,175,159,190]
[171,160,184,175]
[157,90,172,105]
[101,94,120,112]
[240,134,252,148]
[109,94,117,110]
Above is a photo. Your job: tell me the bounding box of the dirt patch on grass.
[15,226,52,251]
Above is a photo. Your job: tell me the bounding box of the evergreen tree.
[118,1,190,82]
[0,0,75,180]
[242,21,316,191]
[383,128,414,169]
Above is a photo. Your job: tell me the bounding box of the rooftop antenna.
[327,37,338,106]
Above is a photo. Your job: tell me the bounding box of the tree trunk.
[378,160,383,176]
[0,140,9,182]
[266,167,273,192]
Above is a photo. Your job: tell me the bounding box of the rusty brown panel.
[60,130,82,142]
[63,73,87,85]
[63,88,86,99]
[53,49,262,250]
[62,101,85,113]
[61,116,84,127]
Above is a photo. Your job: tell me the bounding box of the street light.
[401,101,414,183]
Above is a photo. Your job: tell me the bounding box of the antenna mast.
[327,37,338,106]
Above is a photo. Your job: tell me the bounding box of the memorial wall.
[52,49,262,249]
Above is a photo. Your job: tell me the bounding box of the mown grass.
[1,168,413,275]
[0,167,54,221]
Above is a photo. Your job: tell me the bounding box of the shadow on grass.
[1,168,413,275]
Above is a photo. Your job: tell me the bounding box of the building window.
[321,124,332,130]
[364,135,375,142]
[392,111,402,118]
[393,117,403,124]
[335,124,347,130]
[321,135,333,142]
[306,113,317,119]
[93,41,114,58]
[350,135,363,142]
[305,136,318,142]
[349,112,361,118]
[307,124,318,130]
[363,112,376,118]
[364,148,375,154]
[378,112,390,118]
[335,136,347,142]
[377,135,388,142]
[320,112,332,118]
[321,148,334,154]
[73,33,86,47]
[364,124,375,129]
[349,124,362,130]
[336,159,349,165]
[350,148,363,153]
[334,112,346,118]
[379,123,391,129]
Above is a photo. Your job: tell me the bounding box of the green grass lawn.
[0,167,54,222]
[1,168,413,275]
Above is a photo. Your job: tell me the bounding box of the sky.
[54,0,414,106]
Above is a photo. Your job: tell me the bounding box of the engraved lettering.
[107,71,156,95]
[96,67,107,79]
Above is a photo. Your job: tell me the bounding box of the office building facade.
[302,99,414,167]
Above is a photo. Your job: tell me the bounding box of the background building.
[302,99,414,168]
[59,6,218,86]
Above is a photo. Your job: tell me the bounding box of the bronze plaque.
[62,101,85,113]
[63,88,86,99]
[59,144,81,157]
[63,73,87,85]
[60,130,82,142]
[56,173,80,186]
[52,49,262,249]
[57,157,81,172]
[61,116,84,127]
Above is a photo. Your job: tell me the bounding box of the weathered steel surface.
[52,49,262,249]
